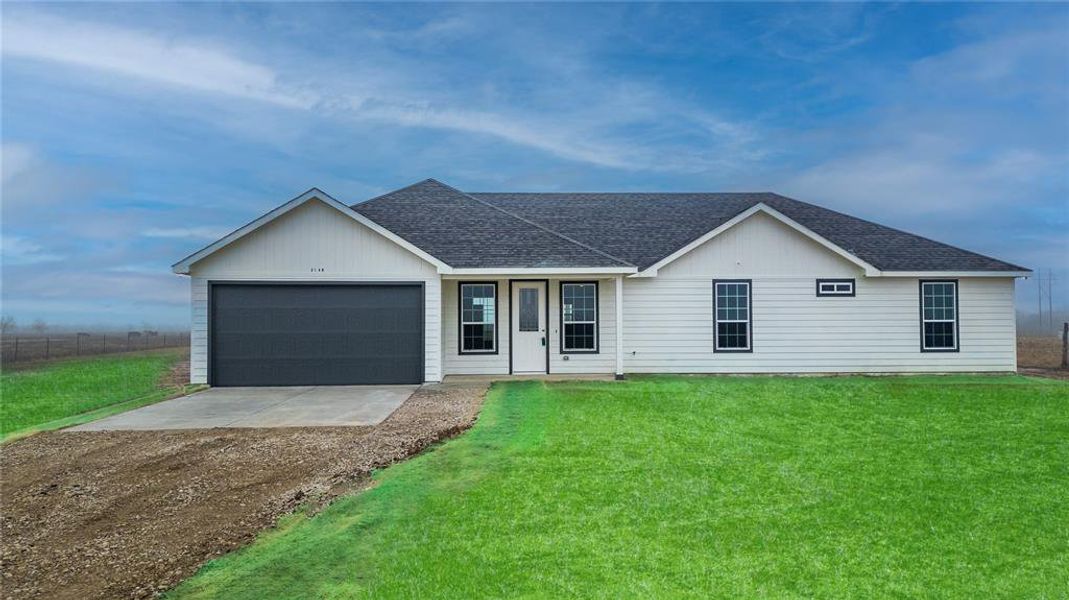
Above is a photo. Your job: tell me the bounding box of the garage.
[210,283,424,386]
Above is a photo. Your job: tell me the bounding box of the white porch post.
[615,274,624,379]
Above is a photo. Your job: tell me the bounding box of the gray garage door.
[210,284,423,386]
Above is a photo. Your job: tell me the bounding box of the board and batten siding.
[186,199,442,384]
[622,211,1017,373]
[441,278,618,375]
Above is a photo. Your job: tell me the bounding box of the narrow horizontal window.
[714,280,751,352]
[816,279,855,297]
[561,282,598,352]
[460,282,496,354]
[920,280,958,352]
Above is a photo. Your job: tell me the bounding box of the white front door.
[511,281,547,373]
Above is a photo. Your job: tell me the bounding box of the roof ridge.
[470,191,772,197]
[351,178,441,208]
[436,181,638,268]
[765,193,1030,271]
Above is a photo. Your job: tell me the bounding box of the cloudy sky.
[2,3,1066,328]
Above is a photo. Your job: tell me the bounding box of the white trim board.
[878,270,1032,278]
[630,203,1029,279]
[633,203,879,278]
[172,188,450,275]
[445,267,637,277]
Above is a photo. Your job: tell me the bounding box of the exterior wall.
[622,212,1018,373]
[441,277,618,376]
[187,200,442,384]
[548,278,617,374]
[442,279,511,375]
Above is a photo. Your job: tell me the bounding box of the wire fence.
[0,332,190,365]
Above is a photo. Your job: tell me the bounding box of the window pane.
[562,284,596,323]
[564,323,596,350]
[461,284,496,351]
[717,322,749,349]
[462,324,495,351]
[921,282,957,350]
[562,283,597,351]
[715,282,750,349]
[519,288,539,332]
[924,322,955,349]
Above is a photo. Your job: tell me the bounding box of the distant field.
[0,332,189,365]
[1,349,190,438]
[1018,335,1064,369]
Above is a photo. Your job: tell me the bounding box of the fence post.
[1062,322,1068,369]
[45,337,50,359]
[103,335,106,354]
[13,337,18,362]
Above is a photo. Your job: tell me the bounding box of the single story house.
[173,179,1030,385]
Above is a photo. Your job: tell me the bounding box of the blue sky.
[2,3,1066,328]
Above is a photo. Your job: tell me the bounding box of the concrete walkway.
[71,385,418,431]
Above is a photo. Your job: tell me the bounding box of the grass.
[171,375,1069,598]
[1,349,191,440]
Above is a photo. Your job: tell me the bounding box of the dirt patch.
[159,357,191,390]
[0,383,486,600]
[1018,367,1069,381]
[1017,335,1065,369]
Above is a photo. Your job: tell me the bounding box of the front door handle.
[541,336,546,346]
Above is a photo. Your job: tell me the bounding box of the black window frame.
[816,278,856,297]
[919,279,960,353]
[458,281,499,355]
[559,281,599,354]
[713,279,753,353]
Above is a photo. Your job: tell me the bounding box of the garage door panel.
[211,284,423,386]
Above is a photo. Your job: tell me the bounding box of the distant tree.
[0,316,15,335]
[30,319,48,334]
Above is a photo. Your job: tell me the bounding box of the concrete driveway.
[71,385,418,431]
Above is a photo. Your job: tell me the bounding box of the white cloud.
[1,11,763,174]
[142,226,228,240]
[1,235,64,265]
[2,13,317,109]
[1,143,36,184]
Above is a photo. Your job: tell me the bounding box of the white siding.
[190,276,209,383]
[549,279,617,374]
[186,199,441,383]
[442,279,511,375]
[441,278,618,376]
[623,212,1018,373]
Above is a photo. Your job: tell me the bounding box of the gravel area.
[0,382,487,600]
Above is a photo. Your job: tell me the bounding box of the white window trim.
[714,280,752,352]
[561,282,599,353]
[459,282,498,354]
[920,280,959,352]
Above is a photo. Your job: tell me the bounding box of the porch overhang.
[441,266,637,277]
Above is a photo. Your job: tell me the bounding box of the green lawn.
[172,375,1069,598]
[1,350,189,438]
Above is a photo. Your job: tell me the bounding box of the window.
[459,282,497,354]
[920,280,958,352]
[714,280,751,352]
[519,288,539,332]
[561,282,598,352]
[816,278,855,297]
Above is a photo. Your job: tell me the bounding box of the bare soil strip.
[0,383,486,600]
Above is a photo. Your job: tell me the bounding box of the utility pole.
[1037,269,1043,330]
[1048,270,1054,329]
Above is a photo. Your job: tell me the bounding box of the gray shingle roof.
[352,180,629,268]
[352,179,1028,272]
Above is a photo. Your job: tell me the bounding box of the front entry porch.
[441,275,624,379]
